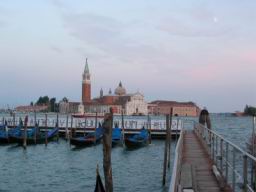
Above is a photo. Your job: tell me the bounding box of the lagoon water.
[0,115,254,192]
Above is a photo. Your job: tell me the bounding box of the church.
[59,59,199,116]
[62,59,148,115]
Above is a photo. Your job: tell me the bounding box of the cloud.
[62,12,125,46]
[158,15,231,37]
[50,45,63,54]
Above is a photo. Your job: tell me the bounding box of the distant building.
[148,100,200,117]
[58,59,200,116]
[85,83,148,115]
[15,105,48,112]
[81,60,148,115]
[59,101,84,114]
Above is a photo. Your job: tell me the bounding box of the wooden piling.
[33,111,37,144]
[45,114,48,146]
[162,114,170,186]
[23,116,28,149]
[13,113,16,127]
[167,108,173,169]
[147,114,152,144]
[102,108,113,192]
[121,109,125,147]
[94,112,98,144]
[56,113,59,141]
[84,113,87,137]
[70,116,73,138]
[65,115,69,141]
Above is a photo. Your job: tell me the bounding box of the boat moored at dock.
[124,127,149,149]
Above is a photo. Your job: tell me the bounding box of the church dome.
[114,81,126,96]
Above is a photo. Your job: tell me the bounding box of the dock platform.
[170,122,256,192]
[181,131,230,192]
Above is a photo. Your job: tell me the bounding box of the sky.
[0,0,255,112]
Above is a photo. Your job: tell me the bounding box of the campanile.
[82,58,91,104]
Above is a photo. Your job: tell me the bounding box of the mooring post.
[2,117,4,126]
[162,114,170,186]
[13,112,16,127]
[56,113,59,141]
[34,111,37,144]
[23,116,28,149]
[121,108,125,147]
[70,116,73,139]
[65,115,69,141]
[45,114,48,146]
[84,113,87,137]
[102,108,113,192]
[94,112,98,144]
[147,114,152,144]
[167,108,173,169]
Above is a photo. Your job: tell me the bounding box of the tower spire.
[84,58,89,74]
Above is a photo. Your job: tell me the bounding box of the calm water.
[0,115,254,192]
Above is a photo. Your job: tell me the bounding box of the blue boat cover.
[128,128,149,142]
[112,127,121,140]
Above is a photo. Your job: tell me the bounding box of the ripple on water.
[0,116,251,192]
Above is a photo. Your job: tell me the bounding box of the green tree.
[62,97,69,103]
[36,96,50,105]
[244,105,256,116]
[50,97,56,112]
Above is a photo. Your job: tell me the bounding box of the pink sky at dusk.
[0,0,255,112]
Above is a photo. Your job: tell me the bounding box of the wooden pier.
[170,122,256,192]
[180,131,230,192]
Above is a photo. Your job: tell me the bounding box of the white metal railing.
[195,123,256,192]
[169,128,184,192]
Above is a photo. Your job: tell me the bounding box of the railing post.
[215,136,218,166]
[209,131,212,156]
[232,148,236,191]
[212,134,215,160]
[226,143,229,183]
[243,155,248,192]
[220,139,223,173]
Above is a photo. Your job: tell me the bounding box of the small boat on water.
[9,126,59,145]
[124,127,149,149]
[70,126,104,147]
[0,124,22,143]
[112,126,122,147]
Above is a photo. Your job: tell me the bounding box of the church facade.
[81,60,148,115]
[59,59,199,116]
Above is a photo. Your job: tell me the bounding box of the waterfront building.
[148,100,200,117]
[15,105,48,112]
[59,59,148,115]
[84,83,148,115]
[59,101,83,114]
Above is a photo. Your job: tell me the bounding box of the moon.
[213,17,218,23]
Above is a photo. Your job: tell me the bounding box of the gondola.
[0,124,22,143]
[9,127,59,145]
[112,126,122,147]
[124,127,149,149]
[70,127,104,147]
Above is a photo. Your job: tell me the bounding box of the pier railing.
[169,128,184,192]
[195,123,256,192]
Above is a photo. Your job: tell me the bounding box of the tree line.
[30,96,69,112]
[244,105,256,116]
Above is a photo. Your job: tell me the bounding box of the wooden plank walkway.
[181,131,231,192]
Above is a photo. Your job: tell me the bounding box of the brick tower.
[82,58,91,104]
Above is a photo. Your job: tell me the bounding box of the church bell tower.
[82,58,91,104]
